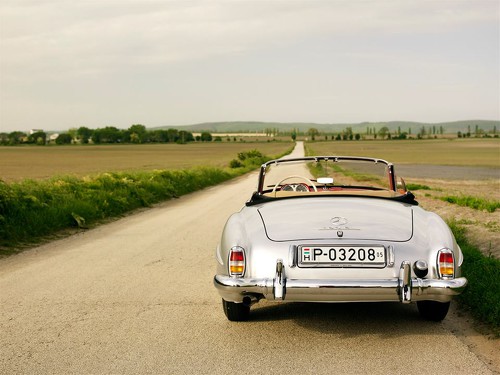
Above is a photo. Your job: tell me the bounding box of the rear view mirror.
[317,177,334,184]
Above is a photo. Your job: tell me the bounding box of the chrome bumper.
[214,260,468,304]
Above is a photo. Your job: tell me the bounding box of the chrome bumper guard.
[214,260,468,304]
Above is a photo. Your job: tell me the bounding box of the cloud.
[2,0,497,74]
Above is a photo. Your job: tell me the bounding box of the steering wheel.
[272,175,317,194]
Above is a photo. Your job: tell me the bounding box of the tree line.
[304,124,498,141]
[0,125,218,146]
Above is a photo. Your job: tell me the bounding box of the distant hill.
[152,120,499,134]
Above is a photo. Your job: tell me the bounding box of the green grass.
[0,168,234,249]
[441,195,500,212]
[448,221,500,335]
[405,183,431,190]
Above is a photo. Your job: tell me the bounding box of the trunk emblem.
[331,217,348,226]
[319,216,359,232]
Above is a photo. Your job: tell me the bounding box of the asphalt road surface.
[0,143,494,374]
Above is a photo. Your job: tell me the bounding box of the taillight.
[437,249,454,279]
[229,247,245,277]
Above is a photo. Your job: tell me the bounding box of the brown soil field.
[307,138,500,167]
[0,142,293,182]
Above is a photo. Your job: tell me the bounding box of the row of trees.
[0,125,218,146]
[304,125,498,141]
[2,123,497,146]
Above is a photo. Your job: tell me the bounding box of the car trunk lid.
[258,197,413,242]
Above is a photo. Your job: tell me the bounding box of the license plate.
[298,245,386,267]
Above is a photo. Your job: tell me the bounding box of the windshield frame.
[256,156,396,194]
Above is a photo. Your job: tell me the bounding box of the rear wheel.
[417,301,450,321]
[222,299,250,321]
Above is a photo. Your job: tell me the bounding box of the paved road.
[0,143,493,374]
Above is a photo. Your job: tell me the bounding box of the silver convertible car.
[214,156,467,321]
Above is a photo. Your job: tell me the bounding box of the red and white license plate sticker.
[299,246,386,267]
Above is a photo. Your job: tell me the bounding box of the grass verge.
[405,183,431,191]
[441,195,499,213]
[448,220,500,336]
[0,148,293,256]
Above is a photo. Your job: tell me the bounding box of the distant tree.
[200,132,213,142]
[214,136,222,142]
[28,131,47,145]
[457,131,462,138]
[92,126,122,144]
[378,127,389,139]
[67,128,78,140]
[291,130,297,141]
[177,130,194,144]
[307,128,319,141]
[150,130,168,143]
[77,127,93,144]
[167,129,179,143]
[355,133,361,141]
[8,131,26,145]
[0,132,8,145]
[55,133,73,144]
[128,124,148,143]
[129,132,141,143]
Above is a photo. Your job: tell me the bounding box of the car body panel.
[258,198,413,242]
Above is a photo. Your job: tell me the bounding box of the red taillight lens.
[438,249,454,279]
[229,247,245,277]
[230,251,244,262]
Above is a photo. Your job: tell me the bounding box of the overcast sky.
[0,0,499,133]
